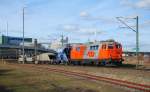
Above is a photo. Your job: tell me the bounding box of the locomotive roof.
[69,40,120,47]
[86,40,119,45]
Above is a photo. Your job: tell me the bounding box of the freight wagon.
[35,53,57,64]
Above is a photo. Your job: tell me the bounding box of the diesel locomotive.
[63,40,123,65]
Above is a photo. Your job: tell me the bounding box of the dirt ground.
[0,63,129,92]
[123,55,150,66]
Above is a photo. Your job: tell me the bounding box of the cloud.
[121,0,150,10]
[140,20,150,28]
[80,12,116,24]
[136,0,150,9]
[80,11,90,17]
[59,24,104,36]
[63,24,79,31]
[79,28,103,34]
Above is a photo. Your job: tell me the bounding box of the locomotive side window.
[95,45,99,50]
[116,44,121,48]
[76,47,80,51]
[108,44,113,49]
[90,46,93,50]
[90,46,94,50]
[90,45,99,50]
[93,46,95,50]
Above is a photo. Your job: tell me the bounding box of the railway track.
[19,64,150,92]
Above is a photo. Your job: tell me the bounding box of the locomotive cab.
[99,41,123,65]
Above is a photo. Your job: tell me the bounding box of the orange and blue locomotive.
[63,40,123,65]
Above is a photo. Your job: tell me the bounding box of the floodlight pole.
[34,39,37,63]
[22,7,25,64]
[6,21,8,36]
[116,16,139,69]
[61,34,64,47]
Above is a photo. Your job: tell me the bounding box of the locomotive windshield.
[108,44,113,49]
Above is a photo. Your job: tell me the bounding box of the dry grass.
[0,63,128,92]
[41,63,150,85]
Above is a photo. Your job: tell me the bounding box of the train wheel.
[116,61,122,66]
[81,62,85,66]
[77,61,81,65]
[102,61,106,66]
[74,61,77,65]
[96,62,101,66]
[91,61,94,65]
[72,61,79,65]
[70,61,75,65]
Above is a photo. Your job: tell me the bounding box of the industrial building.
[0,35,32,45]
[0,35,56,60]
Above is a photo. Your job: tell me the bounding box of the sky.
[0,0,150,51]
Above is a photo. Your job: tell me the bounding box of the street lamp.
[116,16,139,69]
[22,7,25,64]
